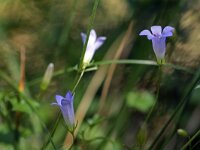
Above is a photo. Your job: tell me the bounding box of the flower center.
[153,33,162,38]
[61,99,69,106]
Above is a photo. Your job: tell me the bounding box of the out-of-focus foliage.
[0,0,200,149]
[126,91,155,113]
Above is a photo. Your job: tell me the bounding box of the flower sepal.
[156,57,166,65]
[67,120,78,134]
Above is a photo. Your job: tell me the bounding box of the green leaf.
[126,91,155,113]
[11,98,39,114]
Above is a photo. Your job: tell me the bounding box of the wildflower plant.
[2,1,199,150]
[139,26,174,64]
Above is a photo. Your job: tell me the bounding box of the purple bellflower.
[52,91,75,129]
[139,26,174,64]
[81,29,106,67]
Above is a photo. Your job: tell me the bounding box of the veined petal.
[83,46,96,64]
[65,91,74,102]
[55,95,64,106]
[162,26,174,37]
[152,37,166,59]
[61,100,75,128]
[88,29,97,46]
[81,32,86,44]
[139,30,154,40]
[95,36,106,50]
[151,26,162,36]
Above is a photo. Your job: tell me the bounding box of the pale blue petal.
[151,26,162,35]
[88,29,97,46]
[81,32,86,44]
[65,91,73,102]
[55,95,64,106]
[90,29,97,39]
[162,26,174,37]
[152,37,166,59]
[95,36,106,50]
[139,30,154,40]
[61,100,75,128]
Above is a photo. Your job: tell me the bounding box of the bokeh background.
[0,0,200,149]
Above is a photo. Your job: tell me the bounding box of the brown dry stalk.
[18,47,26,92]
[98,22,134,114]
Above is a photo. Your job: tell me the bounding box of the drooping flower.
[139,26,174,64]
[52,91,75,129]
[81,29,106,67]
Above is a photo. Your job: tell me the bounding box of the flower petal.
[152,37,166,59]
[55,95,64,105]
[139,30,154,40]
[65,91,74,102]
[87,29,97,46]
[151,26,162,35]
[95,36,106,50]
[60,100,75,128]
[162,26,174,37]
[81,32,87,44]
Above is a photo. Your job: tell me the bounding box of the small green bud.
[40,63,54,90]
[177,129,188,137]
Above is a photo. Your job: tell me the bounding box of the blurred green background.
[0,0,200,149]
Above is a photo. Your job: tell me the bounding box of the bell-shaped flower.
[81,29,106,67]
[52,91,75,130]
[139,26,174,64]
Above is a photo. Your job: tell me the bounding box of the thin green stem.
[191,139,200,149]
[90,59,193,73]
[58,0,78,47]
[42,0,100,148]
[181,130,200,150]
[72,71,84,93]
[28,59,194,87]
[41,112,61,150]
[92,59,157,66]
[144,65,162,124]
[79,0,100,69]
[136,65,162,149]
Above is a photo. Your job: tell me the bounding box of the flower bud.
[40,63,54,90]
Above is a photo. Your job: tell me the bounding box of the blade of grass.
[58,0,79,47]
[181,129,200,150]
[98,21,134,114]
